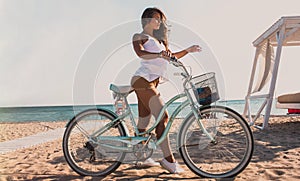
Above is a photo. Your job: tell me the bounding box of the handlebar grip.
[170,56,178,62]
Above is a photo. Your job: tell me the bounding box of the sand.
[0,116,300,181]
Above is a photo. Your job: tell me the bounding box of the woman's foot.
[160,158,184,174]
[137,158,160,167]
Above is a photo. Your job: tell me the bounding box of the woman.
[131,7,201,174]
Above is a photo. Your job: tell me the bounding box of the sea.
[0,99,287,123]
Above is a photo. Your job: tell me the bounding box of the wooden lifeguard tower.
[243,16,300,129]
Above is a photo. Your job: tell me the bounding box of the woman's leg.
[136,97,151,133]
[135,92,175,162]
[147,93,175,163]
[131,77,175,162]
[132,76,154,133]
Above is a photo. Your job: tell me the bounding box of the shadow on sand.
[251,118,300,163]
[4,118,298,181]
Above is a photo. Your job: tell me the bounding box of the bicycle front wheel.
[62,109,127,176]
[179,105,253,178]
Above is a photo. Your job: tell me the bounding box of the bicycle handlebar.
[169,56,180,65]
[169,56,191,80]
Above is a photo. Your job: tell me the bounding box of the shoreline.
[0,99,289,123]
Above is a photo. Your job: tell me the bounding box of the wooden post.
[262,25,286,129]
[243,47,261,118]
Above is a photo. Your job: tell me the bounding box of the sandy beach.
[0,116,300,181]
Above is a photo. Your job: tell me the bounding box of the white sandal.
[160,158,184,174]
[137,158,160,167]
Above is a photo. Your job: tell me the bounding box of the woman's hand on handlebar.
[159,50,172,60]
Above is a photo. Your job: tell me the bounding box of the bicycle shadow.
[30,164,234,181]
[30,174,233,181]
[38,143,234,181]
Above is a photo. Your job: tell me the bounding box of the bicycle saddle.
[109,84,134,95]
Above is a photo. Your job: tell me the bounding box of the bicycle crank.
[84,141,96,162]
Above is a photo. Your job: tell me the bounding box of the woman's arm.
[132,33,161,60]
[172,45,201,59]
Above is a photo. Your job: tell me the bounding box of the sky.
[1,0,299,107]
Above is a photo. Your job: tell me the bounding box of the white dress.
[133,34,168,82]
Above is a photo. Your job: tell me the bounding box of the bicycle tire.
[62,109,127,176]
[178,105,254,178]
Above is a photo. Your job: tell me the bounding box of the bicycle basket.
[191,72,220,105]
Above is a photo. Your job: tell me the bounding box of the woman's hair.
[141,7,169,48]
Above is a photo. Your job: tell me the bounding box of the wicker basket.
[191,72,220,105]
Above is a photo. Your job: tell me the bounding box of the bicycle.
[62,57,254,178]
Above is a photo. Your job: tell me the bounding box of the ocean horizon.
[0,99,287,123]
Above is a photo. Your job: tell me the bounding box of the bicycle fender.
[65,108,130,137]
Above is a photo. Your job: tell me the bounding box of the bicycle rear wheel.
[179,105,253,178]
[62,109,126,176]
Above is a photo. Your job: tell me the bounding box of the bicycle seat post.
[114,94,126,115]
[109,84,134,115]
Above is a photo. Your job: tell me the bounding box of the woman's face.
[148,12,161,30]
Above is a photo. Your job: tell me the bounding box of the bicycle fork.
[193,106,217,144]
